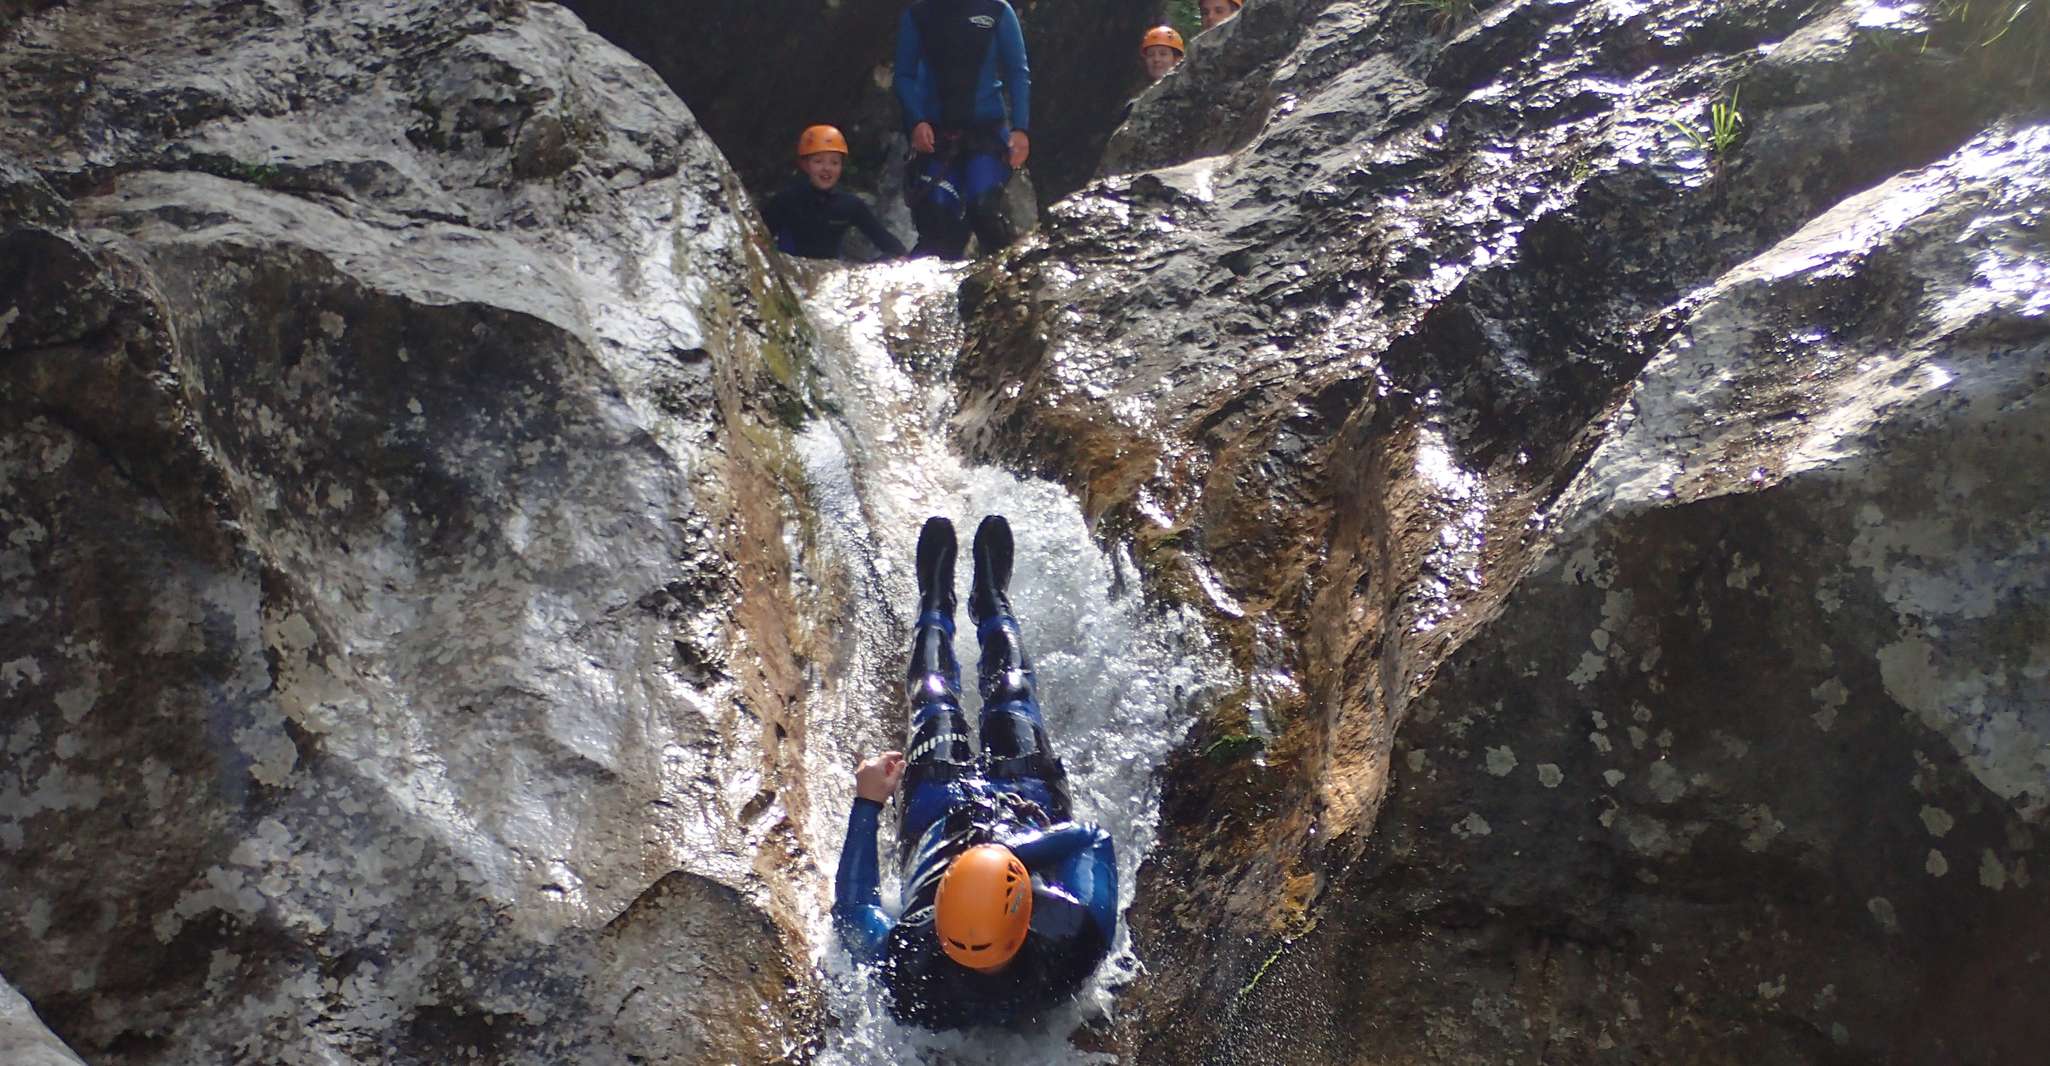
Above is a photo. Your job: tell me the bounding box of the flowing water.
[785,261,1233,1063]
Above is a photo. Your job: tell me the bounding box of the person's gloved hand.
[1008,130,1030,168]
[912,122,936,154]
[855,751,906,802]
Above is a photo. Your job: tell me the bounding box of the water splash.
[788,261,1233,1064]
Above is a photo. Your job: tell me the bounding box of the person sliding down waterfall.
[834,516,1118,1028]
[895,0,1031,260]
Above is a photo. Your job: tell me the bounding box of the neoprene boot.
[915,516,957,620]
[969,515,1013,623]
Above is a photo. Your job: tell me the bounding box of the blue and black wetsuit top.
[835,786,1116,1029]
[760,176,907,260]
[838,579,1115,1028]
[894,0,1031,136]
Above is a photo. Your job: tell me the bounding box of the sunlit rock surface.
[959,0,2049,1061]
[2,1,822,1062]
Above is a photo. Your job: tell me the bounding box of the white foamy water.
[787,260,1232,1064]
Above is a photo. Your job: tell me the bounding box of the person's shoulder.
[879,920,946,986]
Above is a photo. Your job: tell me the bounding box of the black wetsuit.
[761,177,907,261]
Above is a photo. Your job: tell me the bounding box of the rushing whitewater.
[784,261,1231,1063]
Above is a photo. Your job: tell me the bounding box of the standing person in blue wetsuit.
[894,0,1031,259]
[762,125,908,261]
[834,515,1119,1028]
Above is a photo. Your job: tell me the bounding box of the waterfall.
[786,261,1234,1063]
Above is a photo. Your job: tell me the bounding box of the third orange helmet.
[796,124,849,159]
[1141,25,1186,55]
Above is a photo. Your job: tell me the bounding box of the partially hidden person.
[1140,25,1184,82]
[894,0,1032,260]
[1200,0,1243,31]
[834,515,1119,1028]
[762,124,908,261]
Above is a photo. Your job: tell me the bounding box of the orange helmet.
[1141,26,1185,55]
[796,124,849,159]
[934,844,1032,972]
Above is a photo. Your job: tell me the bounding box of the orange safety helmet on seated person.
[1141,25,1185,55]
[934,844,1032,972]
[796,124,850,159]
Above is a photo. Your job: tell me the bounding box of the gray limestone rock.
[2,1,822,1062]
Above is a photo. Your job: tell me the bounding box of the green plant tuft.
[1201,732,1264,762]
[1667,86,1744,175]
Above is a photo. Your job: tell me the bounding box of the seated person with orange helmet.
[1140,25,1184,82]
[1200,0,1243,31]
[834,516,1118,1029]
[761,124,907,261]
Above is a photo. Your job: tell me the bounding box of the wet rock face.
[563,0,1169,205]
[957,0,2049,1061]
[1209,123,2050,1065]
[2,1,823,1062]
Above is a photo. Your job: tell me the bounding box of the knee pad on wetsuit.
[982,707,1058,774]
[908,708,973,774]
